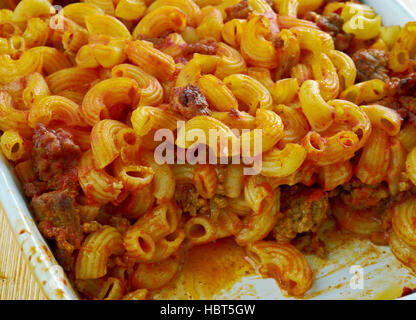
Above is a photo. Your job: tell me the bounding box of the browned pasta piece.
[246,241,313,296]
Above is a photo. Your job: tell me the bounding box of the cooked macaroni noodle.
[1,0,416,300]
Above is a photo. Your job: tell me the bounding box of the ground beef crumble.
[31,190,82,253]
[378,74,416,126]
[175,184,210,216]
[174,184,227,218]
[293,233,327,258]
[304,11,354,52]
[304,12,343,36]
[24,124,83,272]
[387,73,416,97]
[184,40,218,56]
[339,182,390,210]
[169,84,211,119]
[25,124,81,196]
[136,32,173,47]
[273,186,329,244]
[224,0,251,22]
[352,48,390,82]
[334,33,355,52]
[137,36,167,47]
[375,95,416,127]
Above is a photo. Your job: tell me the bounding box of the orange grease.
[152,237,255,299]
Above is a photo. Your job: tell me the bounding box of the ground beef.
[31,190,82,253]
[272,36,284,49]
[174,184,210,216]
[174,184,227,218]
[28,124,81,195]
[224,0,251,22]
[396,74,416,96]
[377,75,416,126]
[374,96,411,124]
[293,233,327,258]
[304,11,354,52]
[340,181,389,210]
[184,40,218,56]
[273,186,329,244]
[274,37,299,78]
[169,84,211,119]
[23,180,47,198]
[55,247,76,274]
[304,12,343,36]
[209,194,228,219]
[136,32,172,47]
[139,36,166,47]
[334,33,354,52]
[95,205,131,234]
[352,48,390,82]
[374,96,402,110]
[387,74,416,97]
[399,96,416,114]
[321,13,344,33]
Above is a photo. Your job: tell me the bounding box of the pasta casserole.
[0,0,416,299]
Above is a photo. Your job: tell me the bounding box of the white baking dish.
[0,0,415,300]
[365,0,416,26]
